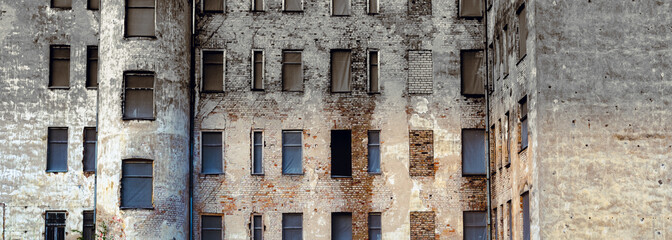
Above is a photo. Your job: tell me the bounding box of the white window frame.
[251,50,264,90]
[200,49,226,92]
[367,49,380,93]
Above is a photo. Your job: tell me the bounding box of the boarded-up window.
[88,0,99,10]
[462,129,486,175]
[332,213,352,240]
[252,0,264,11]
[47,127,68,172]
[522,192,530,240]
[284,0,302,11]
[368,213,381,240]
[52,0,71,8]
[203,51,224,92]
[459,0,482,17]
[202,132,223,174]
[368,0,378,14]
[331,50,351,92]
[252,131,263,174]
[45,211,66,240]
[252,51,264,90]
[204,0,224,12]
[121,160,152,208]
[252,215,263,240]
[464,211,487,240]
[332,0,350,15]
[461,50,485,96]
[282,213,303,240]
[331,130,352,177]
[369,50,380,93]
[86,46,98,88]
[517,4,527,60]
[123,72,154,120]
[50,45,70,88]
[83,127,96,172]
[202,215,223,240]
[125,0,155,37]
[282,131,302,174]
[282,51,303,91]
[368,130,381,173]
[520,96,528,150]
[82,211,94,240]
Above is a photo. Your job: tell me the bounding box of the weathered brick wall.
[410,211,436,240]
[408,50,434,94]
[409,130,434,176]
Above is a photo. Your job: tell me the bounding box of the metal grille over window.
[252,132,263,174]
[461,50,485,96]
[121,160,153,208]
[464,211,487,240]
[83,127,96,172]
[282,213,303,240]
[123,72,154,120]
[282,131,302,174]
[45,211,66,240]
[204,0,224,12]
[332,213,352,240]
[86,46,98,88]
[331,130,352,177]
[368,213,381,240]
[282,51,303,91]
[253,51,264,90]
[203,51,224,92]
[332,0,351,15]
[202,132,223,174]
[125,0,155,37]
[331,50,352,92]
[50,45,70,88]
[462,129,486,175]
[368,131,381,173]
[47,127,68,172]
[252,215,263,240]
[201,215,223,240]
[369,51,379,93]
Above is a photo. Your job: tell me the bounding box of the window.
[202,132,223,174]
[252,51,264,90]
[507,200,512,239]
[493,208,498,240]
[123,72,154,120]
[125,0,155,37]
[86,46,98,88]
[282,213,303,240]
[52,0,71,9]
[201,215,223,240]
[204,0,224,12]
[368,213,381,240]
[282,51,303,91]
[463,211,487,240]
[461,50,485,96]
[497,118,502,169]
[331,50,352,92]
[502,25,509,77]
[462,129,486,175]
[331,130,352,177]
[368,50,380,93]
[332,0,350,16]
[49,45,70,88]
[368,0,379,14]
[252,131,263,174]
[252,215,263,240]
[83,127,96,172]
[459,0,482,18]
[121,160,153,208]
[332,213,353,240]
[368,130,381,174]
[203,50,225,92]
[88,0,100,10]
[522,192,530,240]
[252,0,263,11]
[45,211,66,240]
[282,131,302,174]
[520,96,528,151]
[490,124,496,174]
[82,211,94,240]
[495,34,501,80]
[284,0,302,11]
[517,3,527,61]
[505,111,510,166]
[47,127,68,172]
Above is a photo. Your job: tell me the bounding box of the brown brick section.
[408,0,432,16]
[409,130,434,176]
[410,211,436,240]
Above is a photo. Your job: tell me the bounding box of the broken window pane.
[253,215,263,240]
[123,72,154,120]
[331,50,352,92]
[121,160,153,208]
[460,0,483,17]
[47,127,68,172]
[284,0,302,11]
[282,131,302,174]
[368,131,381,173]
[202,215,223,240]
[52,0,72,8]
[204,0,224,12]
[253,51,264,90]
[461,50,485,96]
[462,129,486,175]
[331,130,352,177]
[282,51,303,91]
[368,213,381,240]
[50,45,70,88]
[86,46,98,88]
[253,131,263,174]
[45,211,66,240]
[202,132,223,174]
[203,51,224,92]
[332,213,352,240]
[83,127,96,172]
[125,0,155,37]
[282,213,303,240]
[464,211,487,240]
[83,211,95,240]
[332,0,350,15]
[369,51,379,93]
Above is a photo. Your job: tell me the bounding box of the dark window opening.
[125,0,155,37]
[461,50,485,96]
[522,192,530,240]
[282,213,303,240]
[331,50,352,92]
[332,0,351,16]
[517,3,527,61]
[83,127,96,172]
[252,51,264,90]
[202,132,223,174]
[88,0,100,10]
[204,0,224,12]
[493,208,498,240]
[86,46,98,88]
[520,96,528,151]
[252,131,263,174]
[463,211,487,240]
[50,45,70,88]
[284,0,302,11]
[123,71,154,120]
[201,215,223,240]
[505,111,511,166]
[52,0,72,9]
[331,130,352,177]
[47,127,68,172]
[203,51,224,92]
[368,213,381,240]
[82,211,94,240]
[369,51,380,93]
[45,211,66,240]
[121,160,153,209]
[252,215,263,240]
[332,212,352,240]
[368,130,381,173]
[368,0,378,14]
[252,0,263,11]
[462,129,486,176]
[282,131,302,174]
[282,51,303,91]
[507,200,512,239]
[459,0,483,18]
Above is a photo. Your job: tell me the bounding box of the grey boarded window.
[252,131,263,174]
[202,215,222,240]
[282,131,302,174]
[369,50,380,93]
[121,160,153,208]
[331,130,352,177]
[522,192,530,240]
[459,0,482,18]
[123,72,154,120]
[461,50,485,96]
[517,3,527,60]
[88,0,99,10]
[368,213,381,240]
[45,211,66,240]
[252,51,264,90]
[464,211,487,240]
[50,45,70,88]
[368,0,378,14]
[284,0,302,11]
[86,46,98,88]
[204,0,224,12]
[282,51,303,91]
[282,213,303,240]
[367,130,381,173]
[331,50,352,92]
[332,213,352,240]
[47,127,68,172]
[125,0,155,37]
[52,0,71,8]
[332,0,350,15]
[462,129,486,175]
[82,211,94,240]
[203,51,224,92]
[202,132,223,174]
[252,215,263,240]
[83,127,96,172]
[520,96,528,150]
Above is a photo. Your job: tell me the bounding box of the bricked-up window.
[507,200,512,239]
[202,132,223,174]
[82,211,94,240]
[282,213,303,240]
[519,96,528,151]
[47,127,68,172]
[368,130,381,174]
[201,215,223,240]
[252,215,263,240]
[123,72,154,120]
[125,0,155,37]
[462,129,486,176]
[368,213,381,240]
[459,0,483,18]
[252,51,264,90]
[88,0,100,10]
[204,0,224,12]
[461,50,485,96]
[121,160,153,208]
[52,0,71,9]
[282,131,302,174]
[284,0,302,11]
[252,131,263,174]
[332,213,352,240]
[332,0,350,16]
[409,130,434,176]
[83,127,96,172]
[282,51,303,91]
[45,211,66,240]
[331,130,352,177]
[368,0,379,14]
[252,0,264,11]
[369,50,380,93]
[410,211,435,239]
[331,50,352,92]
[517,3,527,61]
[464,211,487,240]
[522,192,530,240]
[86,46,98,88]
[203,50,225,92]
[50,45,70,88]
[408,50,433,94]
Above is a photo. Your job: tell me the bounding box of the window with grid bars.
[282,131,302,174]
[121,160,153,208]
[252,215,263,240]
[252,51,264,90]
[463,211,487,240]
[368,131,380,173]
[252,131,263,174]
[202,132,223,174]
[83,127,96,172]
[282,51,303,91]
[203,51,224,92]
[282,213,302,240]
[125,0,155,37]
[369,50,379,93]
[45,211,66,240]
[462,129,486,176]
[86,46,98,88]
[123,72,154,120]
[47,127,68,172]
[368,213,381,240]
[50,45,70,88]
[202,215,222,240]
[82,211,94,240]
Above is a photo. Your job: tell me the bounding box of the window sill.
[48,87,70,90]
[251,89,265,92]
[86,87,98,90]
[51,7,73,10]
[251,173,265,176]
[83,170,96,174]
[518,146,528,153]
[462,173,487,177]
[251,10,265,13]
[122,117,156,121]
[201,91,225,94]
[331,175,353,178]
[87,8,99,11]
[368,172,382,175]
[283,10,304,13]
[517,54,527,65]
[120,207,154,210]
[123,36,157,41]
[331,91,352,93]
[46,170,68,173]
[203,10,225,14]
[282,173,304,176]
[200,172,224,176]
[462,93,485,98]
[458,15,484,20]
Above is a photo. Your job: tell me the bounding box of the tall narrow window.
[522,192,530,240]
[86,46,98,88]
[331,50,352,92]
[282,51,303,91]
[495,34,501,80]
[202,132,223,174]
[47,127,68,172]
[45,211,66,240]
[252,131,263,174]
[505,111,510,166]
[121,160,153,208]
[252,215,263,240]
[368,0,378,14]
[368,50,380,93]
[331,130,352,177]
[368,213,381,240]
[462,129,486,175]
[520,96,528,151]
[125,0,155,37]
[82,211,94,240]
[282,131,302,174]
[517,3,527,61]
[332,0,350,16]
[88,0,100,10]
[367,130,381,174]
[50,45,70,88]
[502,25,509,77]
[461,50,485,96]
[83,127,96,172]
[201,215,223,240]
[252,51,264,90]
[52,0,72,9]
[332,213,352,240]
[252,0,263,11]
[493,208,498,240]
[459,0,483,18]
[463,211,487,240]
[123,72,154,120]
[507,200,512,239]
[204,0,224,12]
[282,213,303,240]
[203,50,224,92]
[284,0,302,11]
[490,124,496,174]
